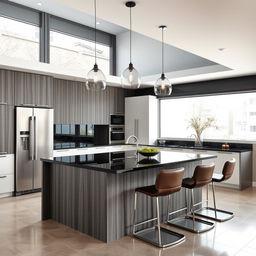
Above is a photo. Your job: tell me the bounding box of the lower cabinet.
[0,154,14,197]
[201,151,240,187]
[160,147,252,190]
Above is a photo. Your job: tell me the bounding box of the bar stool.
[167,164,215,233]
[195,159,236,222]
[133,168,185,248]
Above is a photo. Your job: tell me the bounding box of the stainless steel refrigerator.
[15,107,53,194]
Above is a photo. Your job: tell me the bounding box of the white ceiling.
[9,0,126,34]
[53,0,256,73]
[9,0,256,84]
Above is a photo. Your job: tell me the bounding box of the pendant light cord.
[161,27,164,75]
[129,6,132,64]
[94,0,97,65]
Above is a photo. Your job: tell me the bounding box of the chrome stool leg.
[156,197,162,246]
[167,188,215,233]
[194,182,234,222]
[133,192,137,234]
[133,193,185,248]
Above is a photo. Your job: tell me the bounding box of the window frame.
[49,16,116,75]
[159,91,256,143]
[0,0,116,75]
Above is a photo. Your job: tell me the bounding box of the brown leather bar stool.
[195,159,236,222]
[167,164,215,233]
[133,168,185,248]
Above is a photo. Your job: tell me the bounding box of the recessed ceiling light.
[96,21,100,25]
[37,2,42,6]
[218,48,225,51]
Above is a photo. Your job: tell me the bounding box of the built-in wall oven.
[110,126,125,144]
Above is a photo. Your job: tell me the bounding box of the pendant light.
[154,25,172,96]
[86,0,106,91]
[121,1,141,89]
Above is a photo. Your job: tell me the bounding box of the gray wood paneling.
[53,78,124,124]
[0,105,14,153]
[0,68,125,149]
[14,72,54,107]
[43,161,202,242]
[0,69,15,104]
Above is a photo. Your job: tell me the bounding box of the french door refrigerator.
[15,107,53,195]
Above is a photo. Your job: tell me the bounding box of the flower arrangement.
[188,116,215,146]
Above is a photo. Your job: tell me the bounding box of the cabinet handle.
[218,151,233,154]
[0,176,7,178]
[0,102,7,105]
[0,155,7,158]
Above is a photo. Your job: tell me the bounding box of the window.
[160,92,256,141]
[50,31,110,75]
[0,17,39,61]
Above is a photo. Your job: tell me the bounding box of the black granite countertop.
[156,139,252,153]
[42,150,216,174]
[156,144,251,153]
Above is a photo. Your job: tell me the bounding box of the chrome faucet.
[126,135,139,152]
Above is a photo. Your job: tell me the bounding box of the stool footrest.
[134,226,185,248]
[194,207,234,222]
[167,216,215,233]
[134,217,158,228]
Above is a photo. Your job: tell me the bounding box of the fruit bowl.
[138,147,159,158]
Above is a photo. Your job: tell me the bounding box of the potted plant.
[188,116,215,147]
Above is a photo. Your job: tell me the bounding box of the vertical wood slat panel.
[53,78,125,124]
[44,161,202,243]
[14,71,54,106]
[0,69,15,104]
[0,105,15,153]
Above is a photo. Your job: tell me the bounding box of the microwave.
[110,114,124,125]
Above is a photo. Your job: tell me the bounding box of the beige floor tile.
[0,187,255,256]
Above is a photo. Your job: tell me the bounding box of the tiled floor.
[0,187,256,256]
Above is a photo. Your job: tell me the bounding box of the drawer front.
[0,154,14,175]
[0,174,14,194]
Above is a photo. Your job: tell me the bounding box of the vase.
[195,132,203,147]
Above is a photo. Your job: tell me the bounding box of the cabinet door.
[14,72,53,107]
[216,152,240,186]
[0,69,15,105]
[125,96,151,144]
[202,151,240,186]
[0,105,15,154]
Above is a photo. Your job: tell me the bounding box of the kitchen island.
[41,148,216,242]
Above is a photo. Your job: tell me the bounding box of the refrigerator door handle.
[34,116,37,160]
[29,116,34,160]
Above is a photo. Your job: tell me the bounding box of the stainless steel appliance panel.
[33,108,53,189]
[16,107,53,193]
[16,107,34,191]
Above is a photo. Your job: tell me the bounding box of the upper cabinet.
[0,70,15,105]
[14,72,54,107]
[0,105,15,154]
[125,96,158,145]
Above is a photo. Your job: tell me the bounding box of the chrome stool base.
[167,216,215,233]
[134,226,185,248]
[195,207,234,222]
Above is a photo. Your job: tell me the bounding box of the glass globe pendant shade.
[121,63,141,89]
[154,74,172,96]
[86,64,106,91]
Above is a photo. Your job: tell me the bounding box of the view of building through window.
[0,17,39,61]
[160,93,256,141]
[50,31,110,75]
